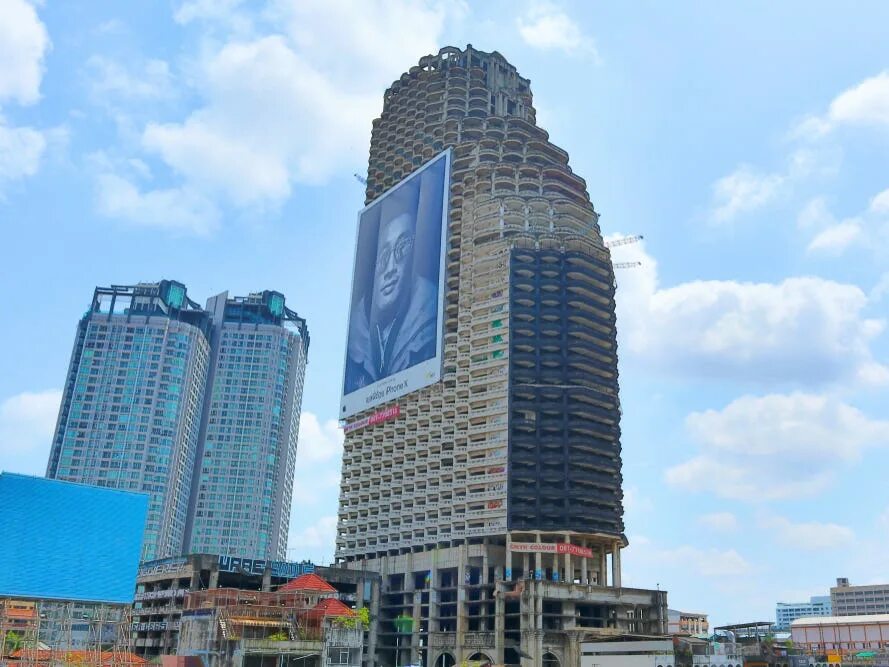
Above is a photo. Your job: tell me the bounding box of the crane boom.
[613,261,642,269]
[605,234,643,248]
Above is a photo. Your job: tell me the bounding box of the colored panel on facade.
[341,149,451,418]
[0,473,147,603]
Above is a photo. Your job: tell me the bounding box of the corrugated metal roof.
[791,614,889,626]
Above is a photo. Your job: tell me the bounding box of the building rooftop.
[791,614,889,626]
[279,573,337,593]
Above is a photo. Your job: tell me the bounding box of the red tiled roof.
[307,598,355,618]
[11,649,147,665]
[279,573,337,593]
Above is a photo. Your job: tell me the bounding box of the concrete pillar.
[612,542,622,589]
[534,532,542,580]
[506,533,513,580]
[563,534,572,584]
[522,553,529,580]
[494,582,505,664]
[580,541,588,585]
[599,549,607,587]
[456,543,467,665]
[261,568,271,592]
[208,569,219,589]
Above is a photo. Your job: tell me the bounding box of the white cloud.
[710,165,784,224]
[286,515,337,564]
[0,389,62,476]
[807,218,863,254]
[666,393,889,501]
[698,512,739,533]
[95,172,219,236]
[613,238,887,385]
[517,2,598,59]
[296,412,343,462]
[108,0,462,227]
[625,539,751,580]
[798,187,889,257]
[0,0,50,106]
[759,514,854,551]
[0,118,46,183]
[0,0,51,189]
[796,71,889,139]
[87,56,175,102]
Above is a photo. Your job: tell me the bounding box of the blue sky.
[2,0,889,627]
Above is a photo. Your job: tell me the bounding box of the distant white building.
[777,596,832,630]
[581,638,742,667]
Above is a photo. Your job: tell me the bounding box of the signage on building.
[217,555,315,578]
[138,557,189,577]
[340,149,451,418]
[510,542,594,558]
[342,405,401,433]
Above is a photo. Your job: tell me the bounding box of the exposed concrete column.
[208,569,219,589]
[522,552,529,580]
[456,543,468,665]
[563,534,571,584]
[580,540,588,584]
[612,542,622,589]
[599,548,607,587]
[506,533,513,580]
[534,532,541,579]
[261,568,271,592]
[494,582,505,664]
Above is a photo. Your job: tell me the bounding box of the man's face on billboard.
[374,212,414,323]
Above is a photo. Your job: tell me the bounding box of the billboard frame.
[340,148,452,419]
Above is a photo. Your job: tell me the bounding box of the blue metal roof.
[0,473,148,604]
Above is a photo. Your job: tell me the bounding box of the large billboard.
[341,149,451,418]
[0,473,147,603]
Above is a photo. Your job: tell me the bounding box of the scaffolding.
[0,598,144,666]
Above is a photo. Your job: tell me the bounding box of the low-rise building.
[668,610,710,637]
[777,597,832,630]
[580,636,743,667]
[830,578,889,617]
[177,573,364,666]
[791,614,889,655]
[132,554,379,661]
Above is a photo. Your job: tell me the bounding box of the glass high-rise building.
[47,281,309,562]
[335,46,665,667]
[185,290,309,560]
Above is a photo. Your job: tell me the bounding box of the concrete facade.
[335,45,665,667]
[831,579,889,617]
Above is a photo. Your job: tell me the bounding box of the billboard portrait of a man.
[342,150,450,417]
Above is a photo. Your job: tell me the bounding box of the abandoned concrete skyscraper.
[336,45,666,667]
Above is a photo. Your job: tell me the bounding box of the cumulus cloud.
[286,515,337,564]
[517,2,599,59]
[0,0,51,189]
[101,0,462,231]
[799,188,889,256]
[794,71,889,139]
[613,238,887,386]
[0,0,50,105]
[710,165,784,224]
[666,393,889,501]
[0,389,62,475]
[87,56,175,103]
[95,171,219,236]
[698,512,739,533]
[759,514,854,551]
[624,538,751,582]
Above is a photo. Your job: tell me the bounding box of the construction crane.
[604,234,643,249]
[613,261,642,270]
[353,173,367,185]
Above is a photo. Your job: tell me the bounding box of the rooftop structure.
[335,44,665,667]
[791,614,889,655]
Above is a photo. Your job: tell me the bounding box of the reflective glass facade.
[48,283,309,562]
